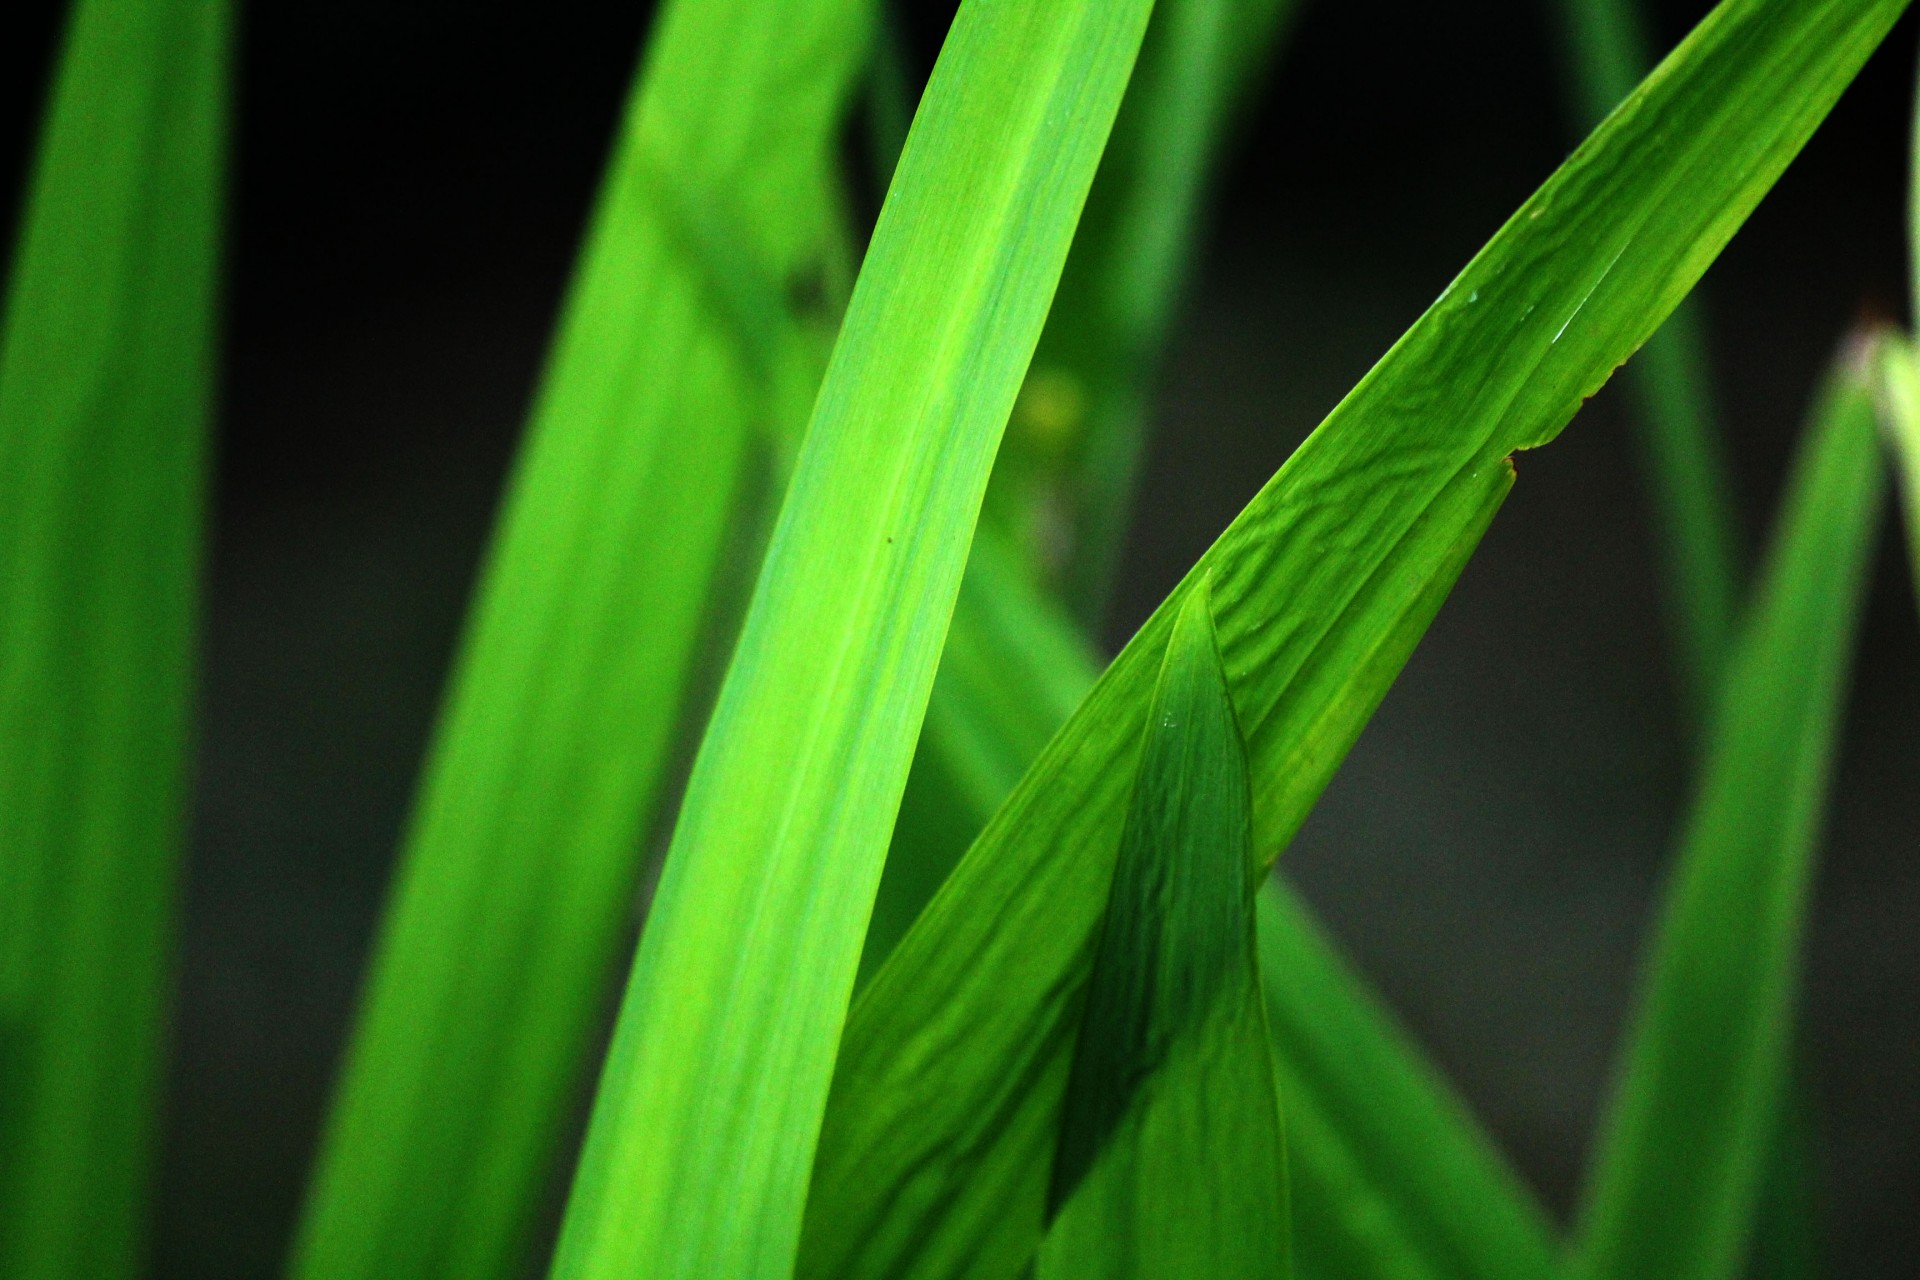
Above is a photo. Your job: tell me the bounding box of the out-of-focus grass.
[1571,335,1885,1280]
[0,1,227,1276]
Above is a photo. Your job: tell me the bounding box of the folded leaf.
[546,4,1158,1278]
[0,0,228,1276]
[881,502,1558,1280]
[801,1,1908,1274]
[1038,582,1289,1280]
[1570,333,1886,1280]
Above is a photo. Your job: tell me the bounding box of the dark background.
[4,0,1918,1275]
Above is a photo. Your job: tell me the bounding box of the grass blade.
[0,0,228,1275]
[1553,0,1743,721]
[1569,333,1886,1280]
[1037,582,1289,1279]
[801,0,1908,1272]
[545,4,1158,1277]
[288,3,868,1277]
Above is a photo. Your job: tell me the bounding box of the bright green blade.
[1257,883,1558,1280]
[1037,582,1289,1280]
[1569,334,1886,1280]
[801,1,1907,1274]
[988,0,1301,621]
[288,2,867,1277]
[0,0,228,1275]
[1553,0,1743,722]
[545,4,1158,1279]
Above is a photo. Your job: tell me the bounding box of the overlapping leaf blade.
[800,1,1908,1274]
[1037,583,1289,1280]
[546,3,1159,1277]
[1569,336,1885,1280]
[287,4,867,1278]
[0,0,228,1275]
[877,502,1559,1280]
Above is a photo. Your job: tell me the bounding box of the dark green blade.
[545,3,1159,1278]
[0,0,229,1276]
[1569,334,1886,1280]
[1038,582,1289,1279]
[800,1,1909,1274]
[287,3,868,1278]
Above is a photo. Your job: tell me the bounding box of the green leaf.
[545,4,1158,1278]
[1553,0,1743,723]
[288,2,868,1277]
[0,0,228,1275]
[1037,581,1289,1280]
[800,1,1908,1273]
[1569,333,1885,1280]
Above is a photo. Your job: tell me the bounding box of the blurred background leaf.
[0,1,228,1277]
[1570,333,1885,1280]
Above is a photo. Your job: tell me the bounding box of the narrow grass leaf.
[1553,0,1743,721]
[800,1,1907,1273]
[546,4,1158,1278]
[289,3,867,1277]
[1036,582,1289,1280]
[0,0,228,1275]
[1570,333,1886,1280]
